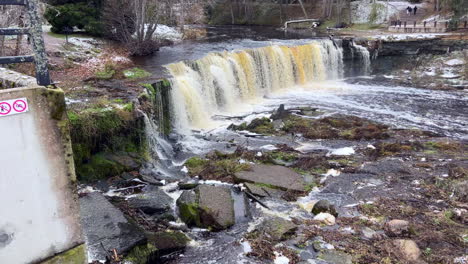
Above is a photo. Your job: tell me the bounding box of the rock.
[318,250,352,264]
[272,119,284,130]
[176,185,235,230]
[244,182,284,198]
[140,174,164,185]
[148,231,189,255]
[312,237,335,252]
[257,217,297,241]
[121,172,137,180]
[448,164,467,179]
[313,213,336,225]
[127,186,173,215]
[361,227,377,240]
[178,180,199,190]
[79,192,146,261]
[384,219,409,237]
[105,153,140,170]
[392,239,422,262]
[312,200,338,217]
[453,180,468,203]
[235,164,305,192]
[271,104,289,120]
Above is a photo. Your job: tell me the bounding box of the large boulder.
[79,192,146,261]
[235,164,305,192]
[127,186,173,215]
[176,185,235,231]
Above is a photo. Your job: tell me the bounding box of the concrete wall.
[0,85,85,264]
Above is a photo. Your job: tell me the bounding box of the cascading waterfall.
[351,41,371,75]
[165,40,344,131]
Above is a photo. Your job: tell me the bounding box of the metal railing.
[0,0,51,86]
[389,20,468,30]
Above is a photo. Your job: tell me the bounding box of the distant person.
[406,6,411,15]
[413,6,418,15]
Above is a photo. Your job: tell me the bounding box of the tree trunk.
[230,0,235,24]
[298,0,309,18]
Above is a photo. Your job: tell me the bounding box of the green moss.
[41,244,86,264]
[124,67,151,79]
[185,157,208,168]
[95,64,116,80]
[69,105,147,182]
[424,141,461,151]
[305,182,318,192]
[77,153,125,182]
[266,151,297,163]
[179,202,202,227]
[254,182,280,190]
[123,102,134,112]
[125,244,158,264]
[229,117,275,134]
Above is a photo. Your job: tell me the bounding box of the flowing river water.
[130,26,468,263]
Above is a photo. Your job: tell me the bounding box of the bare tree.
[103,0,161,56]
[0,6,22,56]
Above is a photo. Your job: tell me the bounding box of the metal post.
[25,0,51,86]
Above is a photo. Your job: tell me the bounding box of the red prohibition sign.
[0,102,12,115]
[13,100,27,113]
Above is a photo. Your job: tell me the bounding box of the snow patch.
[274,252,290,264]
[327,147,355,156]
[445,59,464,66]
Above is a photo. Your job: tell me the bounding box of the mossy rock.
[124,68,151,79]
[176,185,235,231]
[148,231,190,255]
[95,65,116,80]
[229,117,275,135]
[68,104,147,182]
[124,243,158,264]
[41,244,87,264]
[257,216,297,241]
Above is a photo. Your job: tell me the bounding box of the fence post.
[25,0,51,86]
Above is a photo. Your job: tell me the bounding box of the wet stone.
[392,239,423,263]
[244,182,284,198]
[318,250,353,264]
[257,216,297,241]
[127,186,173,215]
[79,192,146,261]
[312,200,338,217]
[148,231,189,255]
[384,219,409,237]
[235,164,305,191]
[177,185,235,230]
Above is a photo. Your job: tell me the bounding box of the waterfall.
[351,42,371,75]
[165,40,344,131]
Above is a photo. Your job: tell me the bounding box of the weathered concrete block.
[0,86,85,264]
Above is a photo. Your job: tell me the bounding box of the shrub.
[44,2,103,36]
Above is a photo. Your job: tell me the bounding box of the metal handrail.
[0,0,51,86]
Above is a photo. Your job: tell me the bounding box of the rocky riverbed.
[78,104,467,264]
